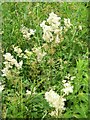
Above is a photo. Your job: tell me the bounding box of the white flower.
[0,83,4,92]
[24,49,32,56]
[64,26,68,32]
[71,76,76,80]
[3,61,12,68]
[47,12,61,27]
[65,74,71,79]
[1,68,10,76]
[32,47,46,62]
[29,29,36,35]
[62,80,67,83]
[54,27,63,34]
[55,34,60,44]
[20,25,35,40]
[43,31,53,42]
[40,21,52,33]
[49,110,58,117]
[14,46,22,55]
[26,90,31,95]
[23,33,31,40]
[45,89,66,110]
[37,52,46,62]
[64,18,72,28]
[62,86,73,95]
[40,20,46,28]
[32,47,41,54]
[78,25,82,30]
[10,58,17,65]
[62,81,73,95]
[15,60,23,69]
[54,29,60,34]
[3,53,13,62]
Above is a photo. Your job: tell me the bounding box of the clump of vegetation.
[1,2,88,119]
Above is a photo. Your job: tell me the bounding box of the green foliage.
[1,2,88,119]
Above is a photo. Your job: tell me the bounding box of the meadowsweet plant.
[45,89,66,117]
[0,82,4,93]
[2,3,88,119]
[20,25,36,40]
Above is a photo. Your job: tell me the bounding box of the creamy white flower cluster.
[62,80,73,95]
[40,12,62,43]
[20,25,36,40]
[2,51,23,77]
[64,74,76,81]
[32,46,46,62]
[23,49,32,59]
[13,45,22,56]
[40,12,72,43]
[45,89,66,117]
[64,18,72,32]
[26,87,36,96]
[0,82,4,93]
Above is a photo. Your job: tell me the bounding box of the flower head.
[45,89,66,110]
[3,53,13,62]
[62,81,73,95]
[0,82,4,92]
[1,68,10,77]
[13,46,22,55]
[20,25,35,40]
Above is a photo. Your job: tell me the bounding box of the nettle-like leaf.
[63,108,73,118]
[23,93,51,118]
[77,92,88,102]
[73,103,88,118]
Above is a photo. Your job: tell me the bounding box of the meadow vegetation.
[1,2,89,118]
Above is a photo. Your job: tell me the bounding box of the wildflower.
[37,52,46,62]
[54,26,63,34]
[47,12,61,28]
[1,68,10,77]
[13,46,22,55]
[78,25,82,30]
[71,76,76,80]
[0,82,4,92]
[45,89,66,110]
[49,110,58,117]
[3,53,13,62]
[20,25,35,40]
[24,49,32,56]
[64,61,68,64]
[43,31,54,42]
[15,60,23,69]
[45,89,66,117]
[40,21,52,31]
[64,18,72,32]
[40,13,63,43]
[26,90,31,95]
[29,29,36,35]
[62,81,73,95]
[65,74,71,79]
[32,47,46,62]
[32,47,41,54]
[62,80,67,83]
[10,58,17,65]
[55,34,60,44]
[40,22,53,42]
[42,43,49,51]
[64,18,72,28]
[40,20,46,28]
[3,61,12,69]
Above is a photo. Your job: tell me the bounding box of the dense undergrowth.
[0,2,89,119]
